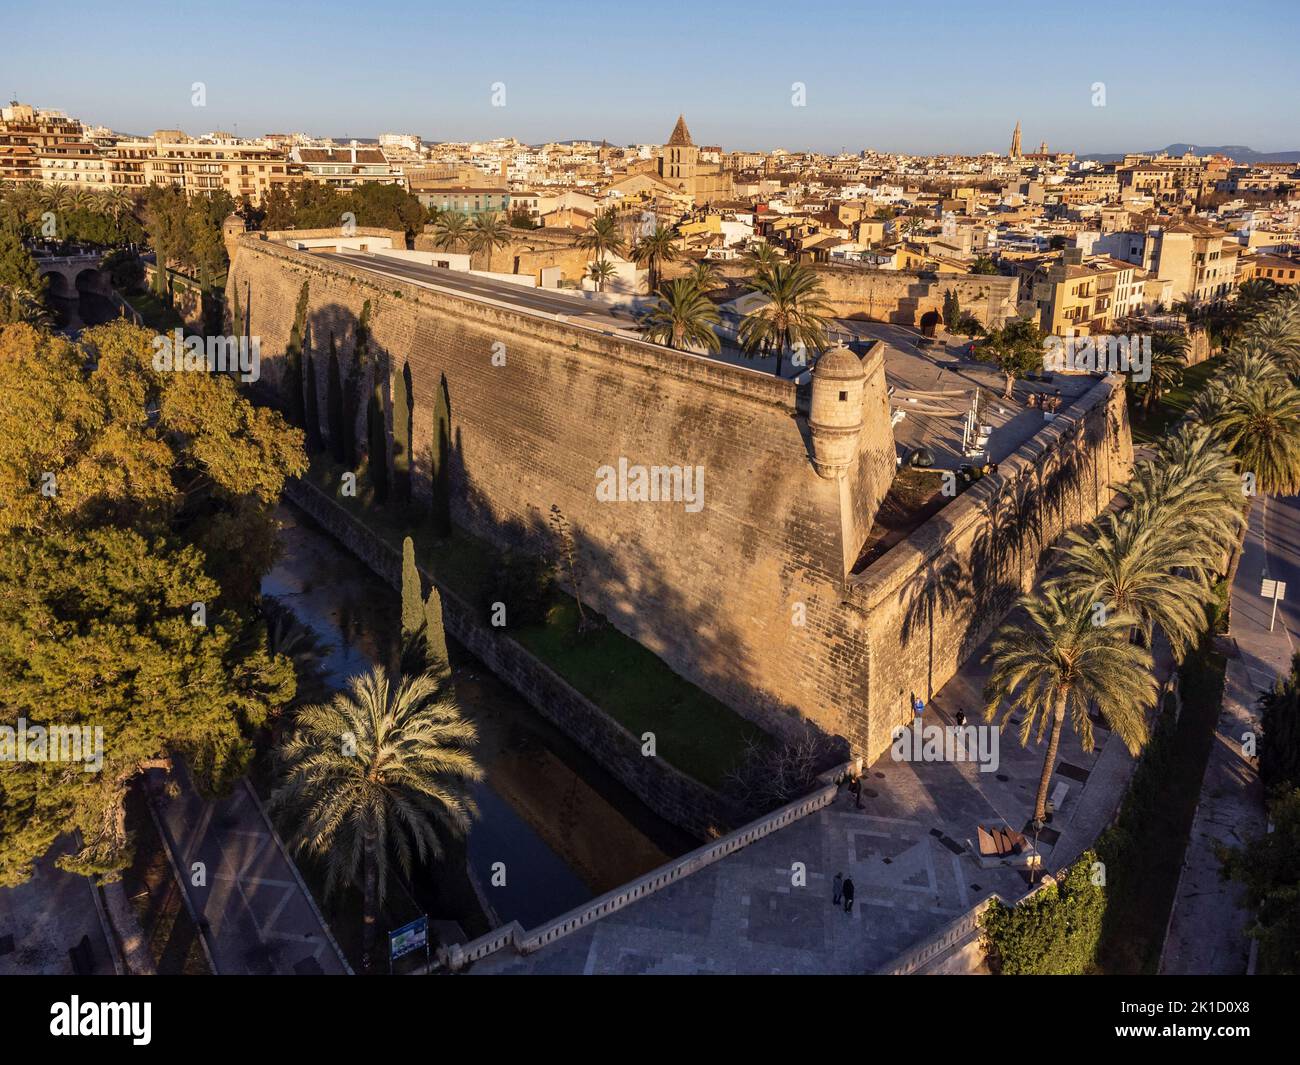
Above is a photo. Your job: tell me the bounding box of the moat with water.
[261,504,695,935]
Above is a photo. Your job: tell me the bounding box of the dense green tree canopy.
[0,320,306,884]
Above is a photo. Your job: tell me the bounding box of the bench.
[973,824,1041,870]
[1048,781,1070,817]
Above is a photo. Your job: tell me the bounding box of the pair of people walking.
[831,872,855,914]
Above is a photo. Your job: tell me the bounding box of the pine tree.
[284,282,309,427]
[400,536,423,640]
[326,333,345,463]
[0,228,46,295]
[430,372,452,538]
[393,361,413,505]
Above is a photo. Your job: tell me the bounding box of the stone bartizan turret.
[808,346,866,478]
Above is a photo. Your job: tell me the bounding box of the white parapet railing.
[437,761,856,972]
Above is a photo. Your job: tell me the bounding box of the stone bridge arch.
[36,255,109,299]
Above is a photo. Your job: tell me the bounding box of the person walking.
[842,877,855,914]
[832,872,843,906]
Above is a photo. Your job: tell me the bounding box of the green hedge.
[981,851,1106,975]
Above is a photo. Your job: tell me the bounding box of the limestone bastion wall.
[228,235,897,755]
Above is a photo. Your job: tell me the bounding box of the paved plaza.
[473,632,1136,974]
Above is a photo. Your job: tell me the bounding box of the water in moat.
[261,503,695,932]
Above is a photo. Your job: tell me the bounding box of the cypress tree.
[393,360,413,505]
[424,585,450,679]
[366,387,389,503]
[326,333,345,463]
[343,301,371,468]
[304,351,322,454]
[230,280,242,339]
[400,536,423,640]
[430,372,452,538]
[284,282,309,426]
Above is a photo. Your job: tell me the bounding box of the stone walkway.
[1160,499,1285,974]
[471,631,1138,974]
[147,763,351,975]
[0,835,117,975]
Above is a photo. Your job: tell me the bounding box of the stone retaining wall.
[282,477,737,840]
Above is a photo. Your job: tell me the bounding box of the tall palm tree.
[632,225,679,292]
[640,278,721,352]
[102,185,134,223]
[1134,330,1187,416]
[67,186,95,213]
[431,211,471,253]
[1136,423,1245,568]
[1057,509,1211,664]
[1214,377,1300,497]
[585,258,616,292]
[983,586,1155,825]
[270,666,481,964]
[39,182,72,215]
[577,210,625,266]
[738,261,831,377]
[1243,303,1300,375]
[467,211,511,270]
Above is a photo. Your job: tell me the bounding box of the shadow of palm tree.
[899,556,969,703]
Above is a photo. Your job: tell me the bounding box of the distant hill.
[1081,143,1300,164]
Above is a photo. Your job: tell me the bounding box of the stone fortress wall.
[228,234,1131,766]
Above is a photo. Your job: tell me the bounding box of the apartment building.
[0,102,86,183]
[109,132,289,203]
[1017,248,1143,334]
[1240,252,1300,287]
[291,143,405,189]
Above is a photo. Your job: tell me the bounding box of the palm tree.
[577,210,625,266]
[585,258,616,292]
[67,186,95,213]
[983,586,1155,825]
[738,261,831,377]
[270,666,481,965]
[632,225,679,292]
[1135,331,1187,416]
[431,211,471,253]
[0,284,53,329]
[102,185,135,223]
[467,212,511,270]
[686,260,722,294]
[1214,377,1300,497]
[1057,509,1211,664]
[39,182,72,215]
[743,242,781,272]
[1135,423,1245,569]
[1243,303,1300,375]
[640,278,721,352]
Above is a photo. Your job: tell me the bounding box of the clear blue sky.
[8,0,1299,154]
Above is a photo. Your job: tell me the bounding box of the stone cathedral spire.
[1010,120,1022,159]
